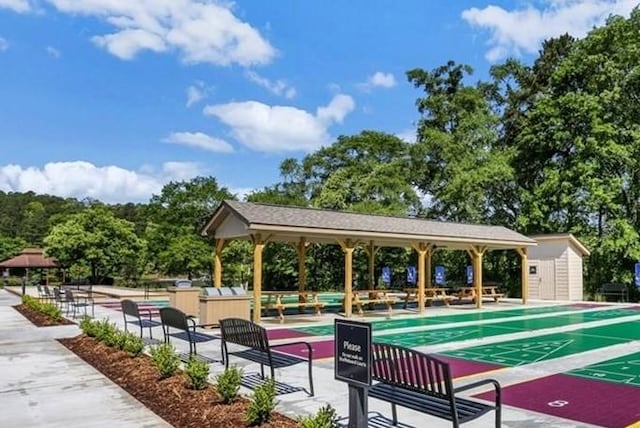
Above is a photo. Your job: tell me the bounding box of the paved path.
[0,290,170,428]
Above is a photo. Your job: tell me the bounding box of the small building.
[527,234,590,301]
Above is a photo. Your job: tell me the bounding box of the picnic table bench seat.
[369,342,501,427]
[599,283,628,302]
[219,317,314,396]
[350,290,398,316]
[261,291,325,322]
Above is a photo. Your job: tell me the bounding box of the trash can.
[199,286,251,326]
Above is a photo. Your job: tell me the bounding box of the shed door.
[538,260,556,300]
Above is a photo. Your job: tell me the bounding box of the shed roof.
[0,248,58,269]
[203,201,536,249]
[529,233,590,256]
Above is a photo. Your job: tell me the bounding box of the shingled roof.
[0,248,57,269]
[203,201,536,249]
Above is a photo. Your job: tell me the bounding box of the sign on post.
[466,265,474,285]
[407,266,416,285]
[335,319,372,386]
[635,263,640,288]
[381,266,391,286]
[435,265,446,285]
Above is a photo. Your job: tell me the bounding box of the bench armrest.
[270,341,313,361]
[454,378,501,406]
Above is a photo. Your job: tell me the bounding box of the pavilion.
[202,200,537,323]
[0,248,58,285]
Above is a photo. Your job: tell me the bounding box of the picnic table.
[457,285,504,303]
[261,291,324,322]
[346,289,399,316]
[403,287,454,308]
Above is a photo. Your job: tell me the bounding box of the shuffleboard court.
[292,303,604,336]
[474,374,640,428]
[443,319,640,366]
[569,352,640,386]
[374,308,640,349]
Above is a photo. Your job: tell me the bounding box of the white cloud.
[462,0,638,61]
[245,70,296,99]
[203,94,355,152]
[46,45,60,58]
[43,0,276,66]
[0,37,8,52]
[358,71,397,91]
[0,161,204,203]
[396,128,417,144]
[185,81,212,107]
[0,0,31,13]
[163,131,233,153]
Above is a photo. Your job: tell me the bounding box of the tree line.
[2,10,640,296]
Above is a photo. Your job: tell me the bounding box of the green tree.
[44,207,145,283]
[0,235,27,262]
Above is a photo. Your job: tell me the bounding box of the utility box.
[167,280,200,316]
[527,234,590,301]
[199,286,251,326]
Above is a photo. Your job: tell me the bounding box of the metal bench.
[219,317,314,396]
[121,299,162,342]
[159,306,219,363]
[599,283,628,302]
[369,342,501,427]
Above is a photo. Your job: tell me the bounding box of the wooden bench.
[350,290,398,316]
[369,342,501,427]
[599,283,628,302]
[219,317,314,396]
[404,287,455,308]
[261,291,325,322]
[457,286,504,303]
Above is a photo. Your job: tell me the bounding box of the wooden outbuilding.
[527,234,590,301]
[202,201,537,323]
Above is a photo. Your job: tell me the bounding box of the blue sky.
[0,0,636,202]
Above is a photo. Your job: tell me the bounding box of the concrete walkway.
[0,290,170,428]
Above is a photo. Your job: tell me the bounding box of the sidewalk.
[0,289,170,428]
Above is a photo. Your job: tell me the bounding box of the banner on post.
[466,265,474,285]
[407,266,416,285]
[381,266,391,286]
[435,265,446,285]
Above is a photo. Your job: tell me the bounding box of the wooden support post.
[411,243,432,314]
[469,246,487,309]
[251,234,266,324]
[214,239,227,288]
[338,239,356,318]
[516,247,528,304]
[363,240,379,289]
[297,237,307,293]
[425,245,433,289]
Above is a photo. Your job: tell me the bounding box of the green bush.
[79,316,98,336]
[215,366,243,403]
[246,378,277,426]
[112,330,129,350]
[120,332,144,356]
[22,294,62,321]
[299,404,340,428]
[150,343,180,379]
[184,357,210,390]
[96,321,119,347]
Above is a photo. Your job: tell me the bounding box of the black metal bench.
[121,299,162,342]
[159,307,220,362]
[219,317,314,396]
[599,283,628,302]
[369,342,501,427]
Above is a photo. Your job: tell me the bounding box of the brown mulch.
[59,335,300,428]
[13,304,74,326]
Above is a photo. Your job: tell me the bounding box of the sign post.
[335,319,372,428]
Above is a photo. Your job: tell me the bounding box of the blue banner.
[407,266,417,285]
[435,265,446,285]
[635,263,640,288]
[466,265,474,284]
[381,266,391,285]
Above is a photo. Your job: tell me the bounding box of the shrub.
[246,378,277,426]
[79,316,98,336]
[112,330,129,350]
[22,294,62,321]
[184,357,210,390]
[215,366,243,403]
[150,343,180,379]
[122,332,145,357]
[98,322,120,347]
[94,318,115,342]
[299,404,340,428]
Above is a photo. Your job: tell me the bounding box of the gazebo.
[202,201,537,323]
[0,248,58,284]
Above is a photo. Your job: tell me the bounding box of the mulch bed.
[59,335,300,428]
[13,304,74,326]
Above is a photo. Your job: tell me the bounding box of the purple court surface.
[568,303,611,309]
[266,328,313,340]
[475,373,640,427]
[435,355,504,378]
[275,339,334,360]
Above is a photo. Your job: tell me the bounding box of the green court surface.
[294,305,632,337]
[374,308,640,348]
[569,352,640,386]
[443,320,640,366]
